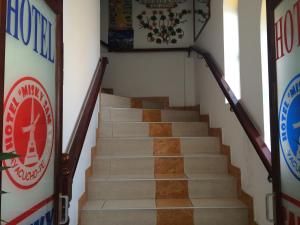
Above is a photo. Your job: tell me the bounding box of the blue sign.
[279,73,300,180]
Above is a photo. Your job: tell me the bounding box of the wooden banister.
[60,57,108,200]
[189,46,272,176]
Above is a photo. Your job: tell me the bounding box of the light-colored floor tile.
[188,177,237,198]
[100,108,111,122]
[99,122,113,137]
[172,122,208,137]
[82,200,105,211]
[184,155,228,174]
[100,93,131,108]
[103,199,156,209]
[109,157,154,175]
[87,180,156,200]
[194,208,248,225]
[97,137,153,156]
[161,110,200,122]
[191,198,246,208]
[113,122,149,137]
[181,137,220,154]
[110,108,143,121]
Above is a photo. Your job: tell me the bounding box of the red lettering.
[275,17,285,59]
[285,10,294,53]
[9,102,17,114]
[6,112,14,123]
[5,125,12,135]
[21,86,29,97]
[12,97,19,108]
[47,114,52,124]
[5,137,13,151]
[11,158,17,167]
[40,91,44,101]
[293,0,300,46]
[34,86,40,97]
[30,85,35,95]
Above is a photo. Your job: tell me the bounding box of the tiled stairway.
[80,93,249,225]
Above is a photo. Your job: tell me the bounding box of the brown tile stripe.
[156,180,189,199]
[150,123,172,137]
[156,199,194,225]
[143,109,162,122]
[155,157,185,175]
[154,138,181,156]
[131,98,143,108]
[154,138,194,225]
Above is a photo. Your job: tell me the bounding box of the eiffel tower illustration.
[23,98,40,166]
[292,121,300,160]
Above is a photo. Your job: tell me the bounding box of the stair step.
[81,199,248,225]
[100,94,166,109]
[97,137,220,156]
[92,154,228,176]
[100,93,131,108]
[87,174,237,200]
[99,122,208,137]
[100,107,200,122]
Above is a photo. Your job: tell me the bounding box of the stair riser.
[101,94,131,108]
[87,179,237,200]
[81,210,156,225]
[99,122,208,137]
[100,108,200,122]
[97,137,220,156]
[81,208,248,225]
[93,157,227,176]
[194,208,248,225]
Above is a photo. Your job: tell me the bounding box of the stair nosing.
[82,199,248,211]
[88,175,236,182]
[94,154,226,159]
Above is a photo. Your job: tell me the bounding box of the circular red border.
[3,76,54,190]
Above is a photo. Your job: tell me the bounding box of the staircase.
[80,93,249,225]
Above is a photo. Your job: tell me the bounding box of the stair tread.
[98,136,217,140]
[82,198,247,211]
[95,153,225,159]
[101,107,198,112]
[101,121,206,124]
[88,173,235,181]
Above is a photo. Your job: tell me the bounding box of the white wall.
[195,0,273,224]
[63,0,100,224]
[102,52,196,106]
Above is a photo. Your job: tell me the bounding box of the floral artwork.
[135,0,187,9]
[136,9,191,44]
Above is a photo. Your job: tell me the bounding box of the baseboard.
[77,146,97,225]
[206,123,257,225]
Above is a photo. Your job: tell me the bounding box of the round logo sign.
[279,73,300,181]
[3,77,54,189]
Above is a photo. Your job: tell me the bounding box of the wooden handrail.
[189,46,272,176]
[60,57,108,200]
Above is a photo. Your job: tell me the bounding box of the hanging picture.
[109,0,134,50]
[108,0,193,50]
